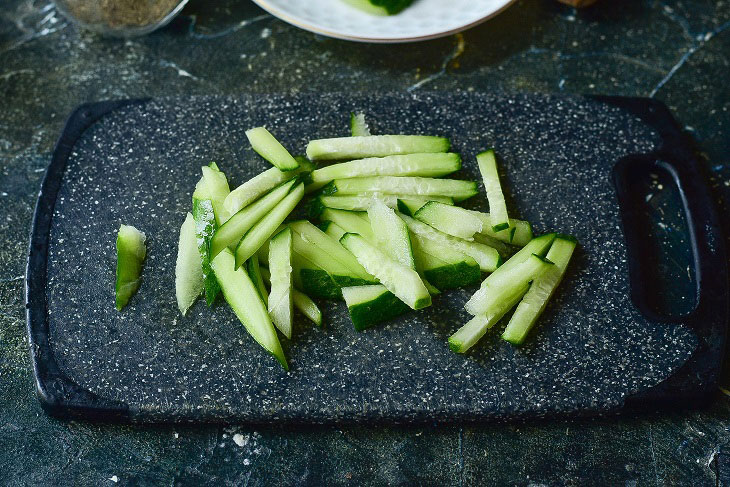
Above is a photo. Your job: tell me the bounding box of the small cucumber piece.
[259,265,323,327]
[342,0,389,15]
[466,210,533,246]
[115,224,146,311]
[350,112,371,136]
[448,290,525,353]
[478,233,556,288]
[246,127,300,171]
[323,220,348,242]
[319,194,454,212]
[340,233,431,310]
[476,149,510,232]
[322,176,477,202]
[246,254,269,307]
[175,212,204,315]
[414,201,483,241]
[267,227,294,338]
[306,135,450,161]
[342,285,410,331]
[368,198,415,269]
[473,233,517,259]
[502,236,577,345]
[320,208,375,242]
[201,164,230,225]
[307,153,461,191]
[192,198,220,306]
[410,234,481,290]
[211,249,287,370]
[234,183,304,267]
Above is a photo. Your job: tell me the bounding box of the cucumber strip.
[192,198,220,306]
[259,266,322,326]
[201,164,231,225]
[476,149,510,232]
[341,0,389,16]
[342,285,410,331]
[246,254,269,307]
[223,161,313,218]
[307,153,461,191]
[234,183,304,268]
[306,135,450,161]
[319,194,454,212]
[368,198,415,269]
[323,220,348,242]
[466,210,533,246]
[477,233,556,291]
[410,234,481,290]
[320,208,376,242]
[290,251,341,299]
[414,201,483,241]
[211,180,295,258]
[175,212,204,315]
[289,220,375,281]
[464,254,553,316]
[267,227,294,338]
[502,236,577,345]
[115,224,146,311]
[246,127,300,171]
[350,112,371,136]
[340,233,431,310]
[399,213,501,272]
[473,233,516,258]
[210,249,287,370]
[321,176,477,202]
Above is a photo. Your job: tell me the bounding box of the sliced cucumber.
[307,153,461,191]
[476,149,510,232]
[502,236,577,345]
[175,212,204,315]
[448,291,525,353]
[473,233,516,258]
[201,164,231,225]
[115,224,146,311]
[464,253,553,316]
[340,233,431,310]
[414,201,483,241]
[368,198,415,269]
[246,254,269,307]
[341,0,389,16]
[246,127,299,171]
[342,285,410,331]
[267,227,294,338]
[466,210,533,246]
[410,234,481,290]
[399,213,501,272]
[476,233,556,290]
[306,135,450,161]
[350,112,371,136]
[234,183,304,267]
[323,220,348,242]
[223,160,313,217]
[210,249,287,370]
[321,176,477,202]
[211,180,295,258]
[259,265,323,327]
[320,208,375,242]
[319,194,454,213]
[192,198,220,306]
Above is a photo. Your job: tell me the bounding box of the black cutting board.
[26,93,728,423]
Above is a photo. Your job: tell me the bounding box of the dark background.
[1,0,730,485]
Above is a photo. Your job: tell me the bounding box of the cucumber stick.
[234,183,304,267]
[320,208,375,242]
[466,210,533,246]
[340,233,431,310]
[350,112,371,136]
[367,198,415,269]
[477,233,556,291]
[175,212,204,315]
[399,213,501,272]
[201,164,230,224]
[414,201,483,240]
[307,153,461,191]
[192,197,220,306]
[260,266,322,327]
[449,290,525,353]
[322,176,477,202]
[410,234,481,290]
[267,228,294,338]
[246,254,269,307]
[319,194,453,213]
[246,127,299,171]
[342,285,410,331]
[323,220,348,242]
[211,249,287,369]
[211,180,295,258]
[477,150,510,232]
[115,224,146,311]
[306,135,450,161]
[502,236,577,345]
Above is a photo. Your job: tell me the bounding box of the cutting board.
[26,93,728,423]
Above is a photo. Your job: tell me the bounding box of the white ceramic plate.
[251,0,516,43]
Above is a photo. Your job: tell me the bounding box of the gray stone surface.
[2,0,730,484]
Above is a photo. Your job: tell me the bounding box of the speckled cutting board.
[26,93,728,423]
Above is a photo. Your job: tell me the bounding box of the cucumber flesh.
[473,233,517,258]
[192,198,220,306]
[260,265,323,327]
[399,213,501,272]
[306,135,450,161]
[477,233,556,290]
[322,176,477,202]
[323,220,348,242]
[465,254,553,316]
[410,234,481,290]
[234,183,304,267]
[115,224,146,311]
[350,112,371,136]
[502,236,577,345]
[267,227,294,338]
[367,198,415,269]
[466,210,533,246]
[319,194,454,212]
[414,201,483,241]
[246,127,299,171]
[342,284,410,331]
[340,233,431,310]
[201,164,231,225]
[320,208,375,242]
[211,180,295,258]
[307,153,461,191]
[476,149,510,232]
[175,212,204,315]
[210,249,287,370]
[341,0,389,16]
[246,254,269,307]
